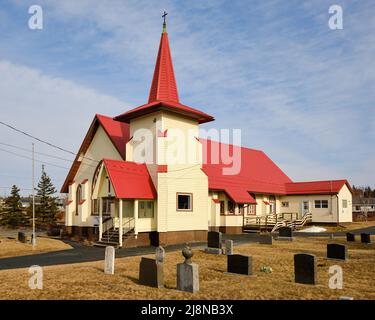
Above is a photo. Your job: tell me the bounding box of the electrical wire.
[0,120,99,163]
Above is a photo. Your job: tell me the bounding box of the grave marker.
[104,246,115,274]
[139,257,164,288]
[294,253,317,285]
[361,233,371,244]
[327,243,348,261]
[177,245,199,293]
[346,233,355,242]
[227,254,253,275]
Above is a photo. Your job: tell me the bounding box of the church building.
[61,18,352,247]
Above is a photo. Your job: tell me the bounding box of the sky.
[0,0,374,196]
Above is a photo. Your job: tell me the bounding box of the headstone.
[278,226,293,239]
[259,234,273,245]
[205,231,222,254]
[294,253,317,285]
[155,246,165,263]
[208,231,222,248]
[346,233,355,242]
[361,233,371,244]
[227,254,252,275]
[18,232,26,243]
[224,240,233,255]
[177,245,199,293]
[327,243,348,261]
[139,257,164,288]
[104,246,115,274]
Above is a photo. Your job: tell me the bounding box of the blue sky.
[0,0,374,195]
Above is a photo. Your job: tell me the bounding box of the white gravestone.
[104,246,115,275]
[225,240,233,255]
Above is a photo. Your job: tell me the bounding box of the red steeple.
[148,17,179,103]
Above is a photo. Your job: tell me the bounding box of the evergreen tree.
[36,166,58,225]
[0,185,25,227]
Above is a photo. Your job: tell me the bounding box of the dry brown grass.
[319,221,375,233]
[0,236,374,300]
[0,237,72,258]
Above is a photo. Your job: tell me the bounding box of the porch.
[94,198,155,247]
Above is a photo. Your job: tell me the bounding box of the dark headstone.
[278,227,293,238]
[259,235,273,245]
[346,233,355,242]
[294,253,317,285]
[361,233,371,244]
[327,243,348,261]
[207,231,222,249]
[139,257,164,288]
[18,232,26,243]
[227,254,252,275]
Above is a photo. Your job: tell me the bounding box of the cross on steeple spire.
[162,11,168,33]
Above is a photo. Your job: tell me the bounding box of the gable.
[60,115,130,193]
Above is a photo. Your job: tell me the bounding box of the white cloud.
[0,60,127,194]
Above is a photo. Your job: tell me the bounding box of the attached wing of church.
[61,20,353,247]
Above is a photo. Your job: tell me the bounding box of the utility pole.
[32,143,36,247]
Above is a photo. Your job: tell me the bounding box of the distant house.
[352,197,375,213]
[352,197,375,221]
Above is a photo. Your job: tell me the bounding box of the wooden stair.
[93,227,135,248]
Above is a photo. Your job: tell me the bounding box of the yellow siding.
[66,125,122,227]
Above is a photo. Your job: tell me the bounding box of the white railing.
[122,217,135,235]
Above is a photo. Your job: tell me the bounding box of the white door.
[301,201,309,216]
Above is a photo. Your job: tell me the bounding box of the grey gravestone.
[278,227,293,240]
[327,243,348,261]
[346,233,355,242]
[139,257,164,288]
[224,240,233,255]
[155,246,165,263]
[104,246,115,274]
[205,231,222,254]
[361,233,371,244]
[177,245,199,293]
[259,235,273,245]
[294,253,317,285]
[18,232,26,243]
[227,254,252,275]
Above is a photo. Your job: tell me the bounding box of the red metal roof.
[285,180,352,195]
[96,114,130,158]
[103,159,156,199]
[60,114,130,193]
[114,29,214,124]
[114,100,214,124]
[148,31,179,103]
[200,138,292,203]
[200,138,352,201]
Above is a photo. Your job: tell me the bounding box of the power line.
[0,142,74,162]
[0,147,69,170]
[0,120,99,163]
[0,142,98,168]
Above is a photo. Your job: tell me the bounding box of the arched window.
[75,185,82,216]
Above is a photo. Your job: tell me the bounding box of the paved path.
[0,227,373,271]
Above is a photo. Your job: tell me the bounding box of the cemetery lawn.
[0,236,374,300]
[0,237,72,258]
[321,221,375,233]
